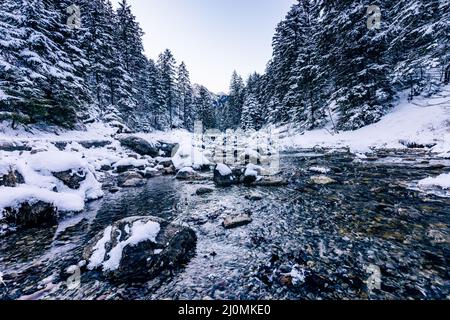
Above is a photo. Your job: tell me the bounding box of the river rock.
[4,201,58,227]
[119,136,159,157]
[245,193,263,201]
[310,175,336,185]
[157,141,180,158]
[78,140,112,149]
[162,165,176,175]
[0,141,31,152]
[196,187,214,195]
[213,164,237,187]
[176,167,198,180]
[117,172,146,187]
[0,169,25,187]
[223,214,253,229]
[157,158,173,168]
[83,216,197,282]
[252,177,289,187]
[53,170,86,189]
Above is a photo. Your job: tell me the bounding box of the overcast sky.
[112,0,295,93]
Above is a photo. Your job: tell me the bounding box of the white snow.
[216,163,232,176]
[87,226,112,270]
[0,186,85,217]
[0,150,103,215]
[244,164,263,177]
[277,89,450,155]
[88,220,161,272]
[309,166,331,174]
[25,151,87,173]
[418,173,450,190]
[113,158,148,168]
[178,167,195,173]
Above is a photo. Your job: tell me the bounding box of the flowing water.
[1,149,449,300]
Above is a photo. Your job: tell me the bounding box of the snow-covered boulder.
[119,136,159,157]
[213,164,236,187]
[0,151,103,228]
[83,216,197,281]
[53,170,86,189]
[175,167,199,180]
[113,158,148,173]
[243,164,264,185]
[117,172,146,188]
[0,186,86,227]
[17,151,104,201]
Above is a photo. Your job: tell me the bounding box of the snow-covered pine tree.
[157,49,177,129]
[225,71,245,129]
[115,0,148,128]
[318,0,393,130]
[268,1,305,124]
[194,85,216,129]
[240,93,261,131]
[0,0,89,128]
[0,0,30,126]
[284,0,326,130]
[388,0,447,97]
[177,61,194,130]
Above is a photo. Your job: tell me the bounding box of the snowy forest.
[1,0,449,133]
[1,0,450,302]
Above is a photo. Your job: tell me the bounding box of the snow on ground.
[418,173,450,190]
[0,121,116,141]
[0,186,85,218]
[277,89,450,156]
[0,150,103,216]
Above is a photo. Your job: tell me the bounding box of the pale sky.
[112,0,296,93]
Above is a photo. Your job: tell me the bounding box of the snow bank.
[418,173,450,190]
[113,158,148,168]
[278,89,450,154]
[0,150,103,215]
[0,186,85,216]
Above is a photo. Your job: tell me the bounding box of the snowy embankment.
[0,150,104,218]
[277,89,450,158]
[418,173,450,191]
[0,123,208,228]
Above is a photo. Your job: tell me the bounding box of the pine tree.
[157,49,177,129]
[240,93,261,131]
[194,86,216,129]
[0,0,89,128]
[177,61,194,130]
[225,71,245,129]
